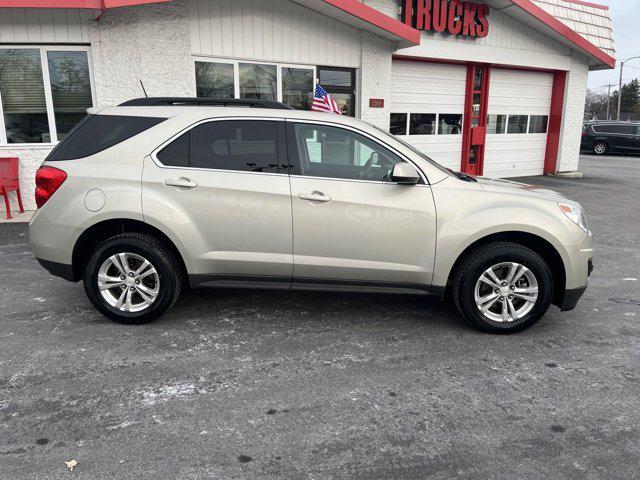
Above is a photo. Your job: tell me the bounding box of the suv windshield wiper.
[447,169,478,183]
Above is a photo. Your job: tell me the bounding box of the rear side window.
[157,131,189,167]
[156,120,284,173]
[46,114,166,161]
[191,120,278,172]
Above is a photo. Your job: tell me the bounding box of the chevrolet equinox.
[30,98,593,333]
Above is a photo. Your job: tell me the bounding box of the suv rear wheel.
[83,233,181,324]
[593,141,608,155]
[453,242,553,333]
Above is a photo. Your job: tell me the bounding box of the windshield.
[371,125,453,177]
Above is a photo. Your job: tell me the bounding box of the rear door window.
[155,120,286,174]
[190,120,279,172]
[46,114,166,161]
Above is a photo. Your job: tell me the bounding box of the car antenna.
[139,80,148,98]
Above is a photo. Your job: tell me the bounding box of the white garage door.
[391,60,467,170]
[484,69,553,178]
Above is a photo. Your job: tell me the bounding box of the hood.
[474,176,577,205]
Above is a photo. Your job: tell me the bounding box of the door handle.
[164,178,198,189]
[298,191,331,203]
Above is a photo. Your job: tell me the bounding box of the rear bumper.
[36,257,76,282]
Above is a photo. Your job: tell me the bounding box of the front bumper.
[558,256,593,311]
[560,285,588,311]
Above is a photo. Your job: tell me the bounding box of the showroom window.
[195,62,234,98]
[282,67,314,110]
[317,66,356,116]
[0,47,94,145]
[194,59,316,111]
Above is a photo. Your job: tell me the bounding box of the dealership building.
[0,0,615,210]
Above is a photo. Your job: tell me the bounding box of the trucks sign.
[402,0,490,38]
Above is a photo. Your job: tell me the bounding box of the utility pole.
[617,56,640,120]
[606,83,612,120]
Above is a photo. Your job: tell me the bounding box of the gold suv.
[30,98,593,333]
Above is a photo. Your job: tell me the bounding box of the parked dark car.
[581,121,640,155]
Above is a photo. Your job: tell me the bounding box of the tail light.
[35,166,67,208]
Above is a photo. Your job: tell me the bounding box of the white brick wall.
[1,0,195,214]
[359,32,394,131]
[89,0,195,106]
[557,52,589,172]
[362,0,398,18]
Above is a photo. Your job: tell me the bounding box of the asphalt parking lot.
[1,154,639,479]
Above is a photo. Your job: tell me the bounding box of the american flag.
[311,84,342,114]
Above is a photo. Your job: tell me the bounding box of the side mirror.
[391,163,421,185]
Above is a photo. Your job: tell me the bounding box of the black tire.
[83,233,181,324]
[593,141,608,155]
[452,242,553,334]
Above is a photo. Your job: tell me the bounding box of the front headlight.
[558,203,589,234]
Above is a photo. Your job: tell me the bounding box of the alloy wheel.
[473,262,539,323]
[97,252,160,312]
[594,143,607,155]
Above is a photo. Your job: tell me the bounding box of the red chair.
[0,157,25,220]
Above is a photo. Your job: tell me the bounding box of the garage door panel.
[484,68,553,177]
[488,70,553,116]
[391,60,467,171]
[405,136,464,171]
[484,134,548,178]
[392,62,467,113]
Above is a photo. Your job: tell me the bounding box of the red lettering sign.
[369,98,385,108]
[403,0,489,38]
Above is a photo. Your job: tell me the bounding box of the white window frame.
[192,56,316,105]
[0,45,96,146]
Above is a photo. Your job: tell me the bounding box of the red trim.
[561,0,608,11]
[510,0,615,68]
[0,0,100,6]
[544,71,567,175]
[321,0,420,44]
[0,0,169,8]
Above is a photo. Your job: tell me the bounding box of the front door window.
[289,122,405,182]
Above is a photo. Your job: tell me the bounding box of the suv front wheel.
[453,242,553,333]
[83,233,181,324]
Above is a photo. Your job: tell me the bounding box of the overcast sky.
[586,0,640,93]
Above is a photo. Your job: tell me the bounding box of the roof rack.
[118,97,294,109]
